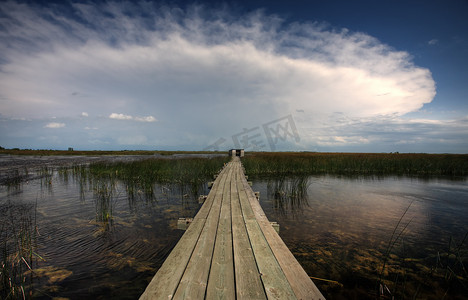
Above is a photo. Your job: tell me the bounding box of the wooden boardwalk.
[140,157,324,299]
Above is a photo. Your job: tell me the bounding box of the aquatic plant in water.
[266,176,310,216]
[376,202,468,299]
[69,156,229,229]
[93,179,117,224]
[0,200,40,299]
[86,156,229,201]
[39,167,53,187]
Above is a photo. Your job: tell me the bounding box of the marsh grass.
[64,156,229,228]
[70,165,90,201]
[0,200,39,299]
[93,179,117,224]
[377,201,414,298]
[57,167,70,185]
[376,202,468,299]
[242,153,468,298]
[1,168,29,191]
[3,171,24,191]
[1,166,56,190]
[3,152,465,298]
[83,156,230,198]
[378,236,468,299]
[243,152,468,177]
[266,176,310,215]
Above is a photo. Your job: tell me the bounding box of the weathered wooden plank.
[172,161,231,299]
[237,173,297,300]
[139,162,229,300]
[240,175,325,300]
[206,166,235,300]
[231,162,266,300]
[244,219,297,299]
[235,174,256,220]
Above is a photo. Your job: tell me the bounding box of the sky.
[0,0,467,153]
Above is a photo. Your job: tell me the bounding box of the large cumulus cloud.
[0,1,438,150]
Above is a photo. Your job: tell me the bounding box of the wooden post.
[270,222,280,233]
[254,192,260,200]
[198,195,208,204]
[177,218,193,230]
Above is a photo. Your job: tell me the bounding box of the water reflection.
[266,175,310,217]
[0,199,38,299]
[1,166,207,299]
[252,175,468,299]
[1,165,467,299]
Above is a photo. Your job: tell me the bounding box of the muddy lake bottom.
[1,155,467,299]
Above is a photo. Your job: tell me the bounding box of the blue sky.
[0,0,467,153]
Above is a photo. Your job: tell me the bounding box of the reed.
[39,167,54,187]
[69,156,230,205]
[2,170,24,189]
[243,152,468,176]
[87,156,229,185]
[93,179,116,223]
[0,200,39,299]
[377,201,414,298]
[375,201,468,299]
[266,176,310,215]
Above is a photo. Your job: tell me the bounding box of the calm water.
[253,176,468,299]
[1,160,467,299]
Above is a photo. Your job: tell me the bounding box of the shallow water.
[1,166,206,299]
[1,159,467,299]
[253,175,468,299]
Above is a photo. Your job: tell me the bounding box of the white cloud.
[428,39,439,45]
[135,116,157,122]
[109,113,156,122]
[0,2,444,151]
[316,135,370,146]
[109,113,133,120]
[82,112,89,117]
[44,122,65,128]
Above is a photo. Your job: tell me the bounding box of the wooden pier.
[140,157,324,299]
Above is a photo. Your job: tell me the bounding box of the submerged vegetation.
[0,200,39,300]
[92,179,117,224]
[266,175,310,215]
[243,152,468,177]
[1,155,230,298]
[241,152,468,298]
[374,201,468,299]
[1,151,467,298]
[71,156,230,224]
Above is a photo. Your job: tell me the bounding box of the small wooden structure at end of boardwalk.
[229,148,244,157]
[140,156,324,300]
